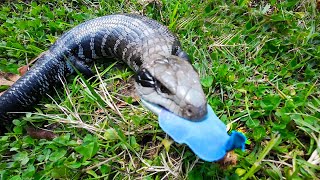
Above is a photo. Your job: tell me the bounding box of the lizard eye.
[136,68,172,95]
[156,82,171,94]
[135,68,155,88]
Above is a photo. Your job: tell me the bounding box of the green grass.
[0,0,319,179]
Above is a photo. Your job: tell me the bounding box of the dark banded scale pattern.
[51,14,180,71]
[0,14,207,128]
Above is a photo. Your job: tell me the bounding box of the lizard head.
[135,55,207,121]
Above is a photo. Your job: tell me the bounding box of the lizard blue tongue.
[158,104,246,162]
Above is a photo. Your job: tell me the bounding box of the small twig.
[262,159,293,167]
[267,79,288,99]
[81,151,125,172]
[307,133,320,165]
[126,148,137,169]
[95,65,126,121]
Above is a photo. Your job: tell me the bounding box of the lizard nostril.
[183,104,207,121]
[185,106,194,117]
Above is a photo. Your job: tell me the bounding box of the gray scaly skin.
[0,14,207,127]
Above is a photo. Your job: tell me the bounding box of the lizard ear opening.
[177,51,190,61]
[135,68,156,88]
[173,46,190,62]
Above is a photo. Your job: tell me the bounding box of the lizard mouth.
[140,98,164,116]
[140,98,207,121]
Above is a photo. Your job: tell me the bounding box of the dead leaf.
[18,65,29,76]
[26,127,57,140]
[0,72,21,94]
[17,50,47,76]
[95,108,105,114]
[117,77,140,100]
[0,72,20,96]
[0,50,47,93]
[0,77,15,86]
[116,101,129,108]
[217,151,238,168]
[0,72,21,83]
[7,73,21,82]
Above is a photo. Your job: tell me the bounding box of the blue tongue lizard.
[158,104,246,161]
